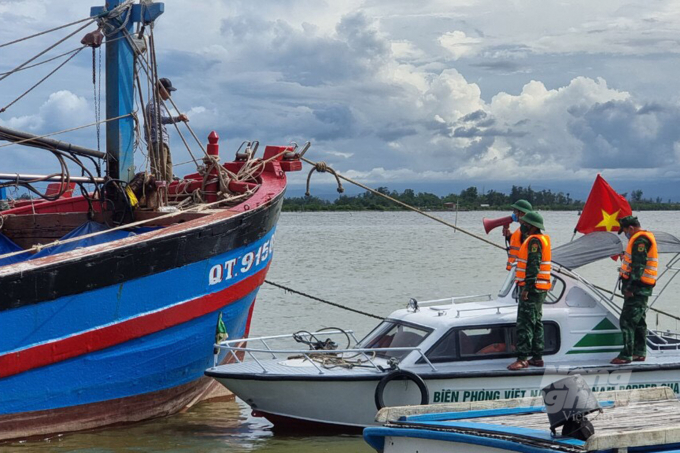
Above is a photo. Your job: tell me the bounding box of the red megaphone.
[483,216,513,234]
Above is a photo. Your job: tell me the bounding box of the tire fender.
[374,369,429,410]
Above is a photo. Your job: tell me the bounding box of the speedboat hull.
[208,361,680,428]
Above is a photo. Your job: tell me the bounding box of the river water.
[5,210,680,452]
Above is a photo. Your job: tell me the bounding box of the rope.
[648,305,680,322]
[306,161,344,196]
[264,280,383,320]
[0,190,256,262]
[0,19,95,84]
[0,17,93,49]
[296,160,680,324]
[0,47,84,114]
[589,282,680,322]
[0,113,132,151]
[299,157,504,250]
[129,28,201,174]
[0,47,82,76]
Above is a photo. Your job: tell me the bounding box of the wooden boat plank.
[376,387,676,423]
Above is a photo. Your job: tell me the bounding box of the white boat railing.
[214,330,438,375]
[648,330,680,350]
[414,294,516,318]
[417,294,493,307]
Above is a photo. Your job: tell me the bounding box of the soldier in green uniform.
[611,216,657,364]
[508,211,551,371]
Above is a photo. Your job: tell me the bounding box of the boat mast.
[90,1,164,183]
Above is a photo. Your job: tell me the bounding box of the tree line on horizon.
[283,185,680,212]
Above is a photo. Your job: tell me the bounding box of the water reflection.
[1,399,371,452]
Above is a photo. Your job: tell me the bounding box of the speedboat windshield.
[358,320,432,360]
[498,266,516,298]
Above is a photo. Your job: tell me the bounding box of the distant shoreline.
[282,202,680,213]
[283,185,680,212]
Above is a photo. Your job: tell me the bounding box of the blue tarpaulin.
[0,233,24,267]
[0,221,162,266]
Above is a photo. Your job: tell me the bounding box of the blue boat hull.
[0,191,283,440]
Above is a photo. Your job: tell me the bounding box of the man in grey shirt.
[145,78,188,182]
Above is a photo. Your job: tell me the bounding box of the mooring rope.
[300,157,504,250]
[265,280,383,320]
[297,157,680,325]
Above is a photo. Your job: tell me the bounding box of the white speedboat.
[205,232,680,430]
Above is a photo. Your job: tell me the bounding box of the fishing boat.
[0,1,303,441]
[206,231,680,430]
[364,381,680,453]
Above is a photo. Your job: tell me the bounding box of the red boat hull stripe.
[0,266,269,379]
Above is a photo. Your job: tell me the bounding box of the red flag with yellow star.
[575,175,632,234]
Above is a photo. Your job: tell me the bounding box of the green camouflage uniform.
[618,236,653,361]
[517,236,547,361]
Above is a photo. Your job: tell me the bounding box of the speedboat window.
[359,321,431,360]
[423,322,560,363]
[459,327,509,357]
[498,266,516,298]
[545,276,565,304]
[501,272,565,304]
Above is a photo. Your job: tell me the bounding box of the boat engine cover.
[541,374,601,433]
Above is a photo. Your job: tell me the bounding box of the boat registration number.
[208,237,274,285]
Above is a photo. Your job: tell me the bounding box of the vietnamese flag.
[574,174,632,234]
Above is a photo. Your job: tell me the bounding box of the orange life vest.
[620,230,658,286]
[506,228,523,270]
[515,234,552,291]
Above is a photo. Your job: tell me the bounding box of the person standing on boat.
[146,78,189,182]
[508,211,551,371]
[504,199,533,271]
[611,216,657,365]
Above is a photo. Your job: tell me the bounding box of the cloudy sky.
[1,0,680,199]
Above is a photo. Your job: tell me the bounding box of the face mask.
[624,230,631,239]
[520,223,530,235]
[511,212,518,222]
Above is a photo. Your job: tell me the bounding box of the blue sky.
[1,0,680,200]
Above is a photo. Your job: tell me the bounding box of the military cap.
[521,211,544,230]
[618,215,639,234]
[510,199,533,214]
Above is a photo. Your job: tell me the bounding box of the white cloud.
[438,31,481,60]
[0,90,91,133]
[2,0,680,196]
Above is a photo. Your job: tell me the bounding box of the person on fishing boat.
[504,199,533,271]
[508,211,551,371]
[611,215,657,365]
[145,78,189,183]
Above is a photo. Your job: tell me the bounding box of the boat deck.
[206,356,387,378]
[208,352,680,379]
[376,388,680,452]
[471,398,680,451]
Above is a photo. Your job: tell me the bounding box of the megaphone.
[483,215,513,234]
